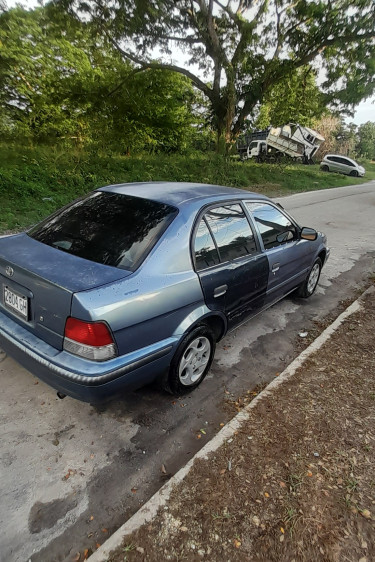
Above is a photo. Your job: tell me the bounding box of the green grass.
[0,144,374,232]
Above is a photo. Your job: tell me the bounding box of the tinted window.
[28,192,177,270]
[246,202,297,250]
[204,204,257,262]
[339,158,353,166]
[194,219,220,271]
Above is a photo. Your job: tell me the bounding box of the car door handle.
[271,263,280,273]
[214,284,228,298]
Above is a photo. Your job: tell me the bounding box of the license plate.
[3,286,28,319]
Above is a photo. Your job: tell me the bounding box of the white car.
[320,154,365,177]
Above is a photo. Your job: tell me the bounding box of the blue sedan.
[0,182,329,402]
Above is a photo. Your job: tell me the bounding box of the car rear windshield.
[28,191,178,270]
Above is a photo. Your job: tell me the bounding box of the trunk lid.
[0,233,132,349]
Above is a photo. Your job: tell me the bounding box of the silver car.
[320,154,365,177]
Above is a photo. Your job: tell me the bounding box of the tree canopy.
[58,0,375,149]
[0,5,198,151]
[357,121,375,160]
[255,66,325,129]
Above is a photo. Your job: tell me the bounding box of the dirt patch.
[105,283,375,562]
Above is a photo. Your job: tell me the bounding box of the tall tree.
[357,121,375,159]
[0,6,197,151]
[58,0,375,150]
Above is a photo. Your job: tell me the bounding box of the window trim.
[191,199,262,272]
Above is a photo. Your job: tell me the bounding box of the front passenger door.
[246,202,310,305]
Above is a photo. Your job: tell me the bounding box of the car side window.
[340,158,354,167]
[203,204,257,263]
[194,219,220,271]
[246,202,297,250]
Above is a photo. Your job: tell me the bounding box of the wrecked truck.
[237,123,325,163]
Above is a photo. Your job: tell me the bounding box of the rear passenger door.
[193,203,269,329]
[245,202,310,304]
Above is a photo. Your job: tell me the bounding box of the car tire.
[163,325,216,395]
[321,165,329,172]
[350,170,359,177]
[296,258,322,298]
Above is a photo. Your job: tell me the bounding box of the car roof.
[99,182,269,207]
[325,154,356,162]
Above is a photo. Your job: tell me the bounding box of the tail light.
[63,317,117,361]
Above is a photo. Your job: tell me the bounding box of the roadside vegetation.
[1,145,374,233]
[1,3,374,233]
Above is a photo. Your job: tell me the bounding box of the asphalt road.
[1,182,375,562]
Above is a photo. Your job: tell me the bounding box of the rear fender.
[173,306,227,341]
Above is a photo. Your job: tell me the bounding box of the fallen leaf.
[264,492,270,498]
[280,527,285,534]
[196,434,202,439]
[95,543,101,549]
[220,469,226,474]
[219,423,224,427]
[233,539,241,548]
[279,481,286,488]
[131,488,138,493]
[161,464,167,474]
[224,389,230,395]
[280,534,285,543]
[83,549,89,560]
[307,470,313,477]
[89,515,94,521]
[200,429,206,435]
[73,553,80,562]
[101,528,108,534]
[361,509,371,519]
[180,526,188,532]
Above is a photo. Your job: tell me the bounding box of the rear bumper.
[0,311,178,402]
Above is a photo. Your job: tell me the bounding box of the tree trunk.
[224,68,236,154]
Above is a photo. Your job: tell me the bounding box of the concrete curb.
[88,285,374,562]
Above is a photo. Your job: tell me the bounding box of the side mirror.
[300,227,318,241]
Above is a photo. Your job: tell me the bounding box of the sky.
[6,0,375,127]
